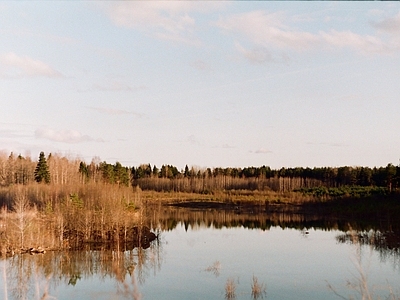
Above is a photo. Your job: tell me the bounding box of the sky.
[1,1,400,170]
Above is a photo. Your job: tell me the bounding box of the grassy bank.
[0,183,398,256]
[137,185,397,204]
[0,183,147,255]
[137,188,316,204]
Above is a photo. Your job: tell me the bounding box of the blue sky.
[1,1,399,169]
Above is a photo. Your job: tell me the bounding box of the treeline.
[1,151,399,192]
[0,151,131,187]
[132,163,400,193]
[134,164,400,187]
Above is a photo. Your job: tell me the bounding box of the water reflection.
[1,237,163,300]
[145,203,340,232]
[145,204,400,270]
[144,203,399,234]
[2,206,400,300]
[336,230,400,270]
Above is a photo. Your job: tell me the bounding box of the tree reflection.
[2,205,400,299]
[336,229,400,270]
[1,229,163,300]
[147,204,400,267]
[147,204,343,232]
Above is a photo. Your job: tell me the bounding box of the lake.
[1,206,400,300]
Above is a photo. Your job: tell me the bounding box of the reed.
[251,275,266,299]
[0,183,152,254]
[205,261,221,277]
[328,227,400,300]
[225,278,236,299]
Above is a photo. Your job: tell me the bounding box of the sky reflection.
[1,223,400,300]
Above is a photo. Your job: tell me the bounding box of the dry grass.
[328,227,400,300]
[140,189,314,205]
[205,261,221,277]
[225,278,236,300]
[251,275,266,299]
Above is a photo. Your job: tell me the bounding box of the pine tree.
[34,152,50,184]
[184,164,190,178]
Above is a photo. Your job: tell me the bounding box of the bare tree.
[12,187,36,249]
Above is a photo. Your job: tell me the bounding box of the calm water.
[1,209,400,300]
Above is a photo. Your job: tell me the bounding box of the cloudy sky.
[1,1,399,169]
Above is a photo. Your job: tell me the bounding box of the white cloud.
[367,9,385,17]
[102,2,224,45]
[35,128,102,144]
[215,11,319,51]
[254,148,272,154]
[0,28,78,46]
[221,144,235,149]
[372,11,400,34]
[191,59,212,71]
[106,2,196,44]
[320,30,388,54]
[214,10,398,58]
[88,106,143,117]
[0,52,62,78]
[235,42,273,64]
[93,81,133,92]
[308,142,349,148]
[186,134,198,145]
[0,129,29,138]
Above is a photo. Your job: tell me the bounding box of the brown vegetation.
[0,150,398,257]
[134,175,325,193]
[2,238,161,300]
[225,278,237,300]
[0,183,153,256]
[251,275,266,299]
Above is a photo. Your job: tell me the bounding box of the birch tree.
[12,188,35,248]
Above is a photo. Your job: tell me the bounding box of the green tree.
[114,162,130,186]
[385,163,397,191]
[6,152,15,185]
[152,165,159,177]
[79,161,89,183]
[34,152,50,184]
[184,165,190,178]
[100,162,115,184]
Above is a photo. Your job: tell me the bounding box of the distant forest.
[0,151,399,193]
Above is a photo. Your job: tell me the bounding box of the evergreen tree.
[152,165,159,177]
[79,161,89,183]
[184,165,190,178]
[34,152,50,184]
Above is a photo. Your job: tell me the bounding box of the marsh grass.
[223,275,267,299]
[251,275,266,299]
[328,230,374,300]
[139,189,315,205]
[205,261,221,277]
[225,278,236,300]
[0,183,146,253]
[328,227,400,300]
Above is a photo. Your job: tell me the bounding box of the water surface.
[1,210,400,300]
